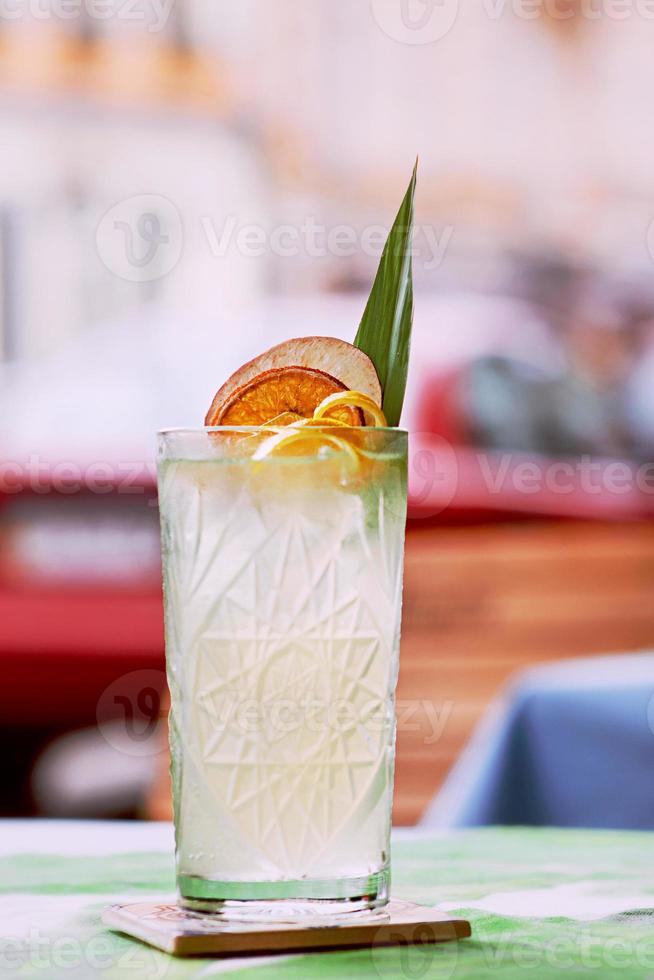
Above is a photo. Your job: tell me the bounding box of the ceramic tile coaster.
[103,900,471,957]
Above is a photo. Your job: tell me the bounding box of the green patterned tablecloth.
[1,821,653,979]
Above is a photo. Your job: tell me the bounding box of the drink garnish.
[252,428,361,465]
[251,393,387,466]
[353,161,417,427]
[205,337,381,426]
[313,391,387,428]
[206,366,363,427]
[205,163,416,456]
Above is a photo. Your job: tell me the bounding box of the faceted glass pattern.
[158,428,408,912]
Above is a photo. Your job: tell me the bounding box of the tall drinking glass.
[158,427,408,917]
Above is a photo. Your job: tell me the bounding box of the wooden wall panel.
[392,520,654,825]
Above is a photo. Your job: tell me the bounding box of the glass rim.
[158,426,409,436]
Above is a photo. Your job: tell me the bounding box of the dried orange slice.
[206,367,364,427]
[205,337,381,426]
[264,411,304,427]
[291,417,351,429]
[313,391,388,428]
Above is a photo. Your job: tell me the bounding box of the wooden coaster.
[103,900,471,958]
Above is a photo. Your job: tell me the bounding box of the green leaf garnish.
[353,160,417,428]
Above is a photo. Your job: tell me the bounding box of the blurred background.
[1,0,654,828]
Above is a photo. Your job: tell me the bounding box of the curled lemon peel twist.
[252,428,361,466]
[312,391,387,428]
[254,390,387,464]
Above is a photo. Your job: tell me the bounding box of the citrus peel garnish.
[313,391,387,428]
[252,428,361,466]
[251,389,388,468]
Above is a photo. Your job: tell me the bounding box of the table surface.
[1,821,654,979]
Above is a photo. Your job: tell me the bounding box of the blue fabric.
[422,653,654,830]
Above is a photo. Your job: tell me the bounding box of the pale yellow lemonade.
[158,428,407,911]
